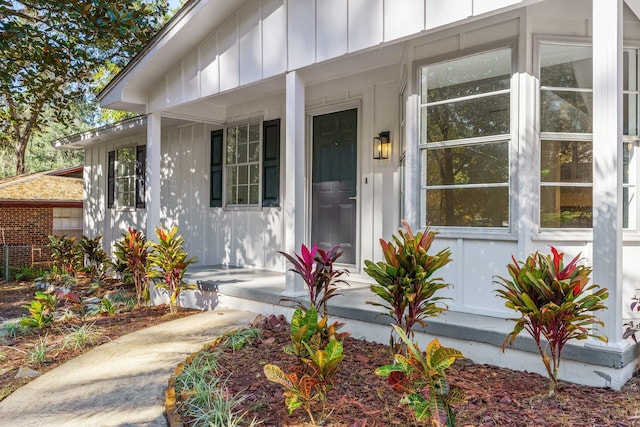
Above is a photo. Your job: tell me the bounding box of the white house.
[58,0,640,388]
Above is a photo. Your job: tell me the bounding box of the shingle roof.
[0,167,83,203]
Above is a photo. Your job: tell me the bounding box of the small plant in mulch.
[375,325,465,426]
[147,226,197,314]
[494,247,608,397]
[166,327,263,427]
[112,227,150,306]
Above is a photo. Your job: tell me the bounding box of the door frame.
[306,100,362,268]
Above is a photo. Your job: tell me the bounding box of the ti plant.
[78,234,109,279]
[279,243,348,316]
[364,221,451,353]
[147,226,197,313]
[112,227,150,306]
[494,247,608,397]
[48,234,82,276]
[264,309,345,426]
[624,295,640,342]
[375,325,465,426]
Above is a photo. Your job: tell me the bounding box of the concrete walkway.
[0,309,257,427]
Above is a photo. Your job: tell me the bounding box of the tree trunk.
[15,135,29,176]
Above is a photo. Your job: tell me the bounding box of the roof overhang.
[98,0,239,112]
[55,116,147,149]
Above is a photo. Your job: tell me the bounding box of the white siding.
[146,0,533,112]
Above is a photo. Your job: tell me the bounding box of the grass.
[61,323,102,351]
[28,335,50,366]
[174,327,264,427]
[1,320,22,340]
[222,327,262,351]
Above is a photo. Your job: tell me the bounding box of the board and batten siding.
[148,0,531,112]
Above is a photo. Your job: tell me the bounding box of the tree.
[0,0,168,176]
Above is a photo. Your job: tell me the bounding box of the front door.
[311,109,357,264]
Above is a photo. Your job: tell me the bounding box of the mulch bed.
[176,316,640,426]
[0,279,198,401]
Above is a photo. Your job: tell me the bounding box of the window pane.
[249,123,260,141]
[540,140,592,183]
[227,184,237,205]
[541,90,592,133]
[624,94,638,136]
[249,142,259,162]
[426,187,508,227]
[425,142,508,186]
[226,131,237,163]
[250,164,259,184]
[422,48,511,102]
[540,44,592,88]
[237,186,248,204]
[238,125,248,144]
[424,94,510,142]
[237,143,248,164]
[624,143,633,184]
[540,186,592,228]
[624,49,637,91]
[238,165,248,185]
[249,185,259,204]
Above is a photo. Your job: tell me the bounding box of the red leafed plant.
[112,227,150,306]
[494,247,608,396]
[278,243,348,316]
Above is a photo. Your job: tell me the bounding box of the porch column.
[146,112,162,241]
[283,70,306,296]
[592,0,624,346]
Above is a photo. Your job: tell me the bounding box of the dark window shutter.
[210,129,224,207]
[262,119,280,207]
[107,150,115,208]
[135,145,146,208]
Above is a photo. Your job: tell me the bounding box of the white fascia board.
[54,116,147,150]
[98,0,237,111]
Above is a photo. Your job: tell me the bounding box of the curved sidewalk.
[0,309,257,427]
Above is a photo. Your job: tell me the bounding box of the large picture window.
[419,47,512,228]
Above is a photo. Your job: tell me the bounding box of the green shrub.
[47,235,82,275]
[364,221,451,353]
[147,226,197,313]
[112,228,150,306]
[20,291,57,329]
[494,247,608,396]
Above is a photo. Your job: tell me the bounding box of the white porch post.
[146,112,162,241]
[283,71,306,296]
[592,0,624,346]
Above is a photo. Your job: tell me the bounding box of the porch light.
[373,131,390,159]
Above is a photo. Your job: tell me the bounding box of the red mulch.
[179,316,640,427]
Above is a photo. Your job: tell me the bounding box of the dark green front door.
[312,109,357,264]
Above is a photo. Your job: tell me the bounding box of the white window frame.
[223,120,263,208]
[416,43,516,236]
[535,39,640,233]
[114,146,136,210]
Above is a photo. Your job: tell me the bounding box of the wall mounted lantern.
[373,131,390,159]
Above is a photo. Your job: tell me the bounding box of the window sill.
[433,227,517,241]
[222,205,264,212]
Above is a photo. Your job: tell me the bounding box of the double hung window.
[107,145,146,209]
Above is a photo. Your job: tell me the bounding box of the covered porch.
[180,265,636,390]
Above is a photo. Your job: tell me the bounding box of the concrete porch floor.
[181,265,639,390]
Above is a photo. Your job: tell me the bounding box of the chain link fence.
[0,245,51,283]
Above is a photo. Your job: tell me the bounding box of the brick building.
[0,166,83,267]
